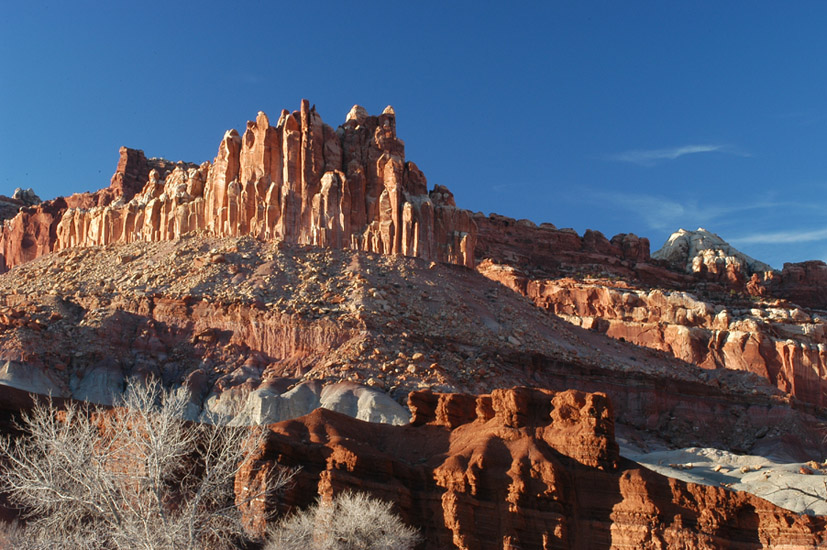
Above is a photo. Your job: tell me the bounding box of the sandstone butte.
[0,101,475,273]
[1,102,827,549]
[3,101,826,411]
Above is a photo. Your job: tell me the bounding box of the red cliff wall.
[238,387,826,550]
[0,102,476,272]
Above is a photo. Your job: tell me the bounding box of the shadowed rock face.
[237,387,826,550]
[0,102,476,272]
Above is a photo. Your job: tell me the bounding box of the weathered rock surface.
[0,147,177,271]
[237,387,826,549]
[653,228,774,286]
[625,446,827,516]
[652,228,827,310]
[475,216,827,409]
[219,380,410,426]
[0,102,476,272]
[0,188,41,224]
[474,213,670,284]
[0,236,823,461]
[479,269,827,408]
[765,260,827,310]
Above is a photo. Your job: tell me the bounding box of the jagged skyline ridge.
[4,2,827,268]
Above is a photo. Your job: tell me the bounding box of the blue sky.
[3,2,827,268]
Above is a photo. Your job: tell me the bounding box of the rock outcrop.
[478,270,827,408]
[475,217,827,409]
[237,387,826,549]
[0,148,176,271]
[474,213,663,282]
[765,260,827,310]
[1,236,823,461]
[0,102,476,272]
[0,188,41,224]
[653,228,774,286]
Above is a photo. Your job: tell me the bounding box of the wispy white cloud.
[773,110,826,127]
[606,144,746,166]
[597,190,827,253]
[592,191,786,230]
[731,228,827,245]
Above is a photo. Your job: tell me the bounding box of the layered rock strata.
[238,387,826,549]
[0,102,476,272]
[480,268,827,409]
[475,216,827,408]
[1,236,823,460]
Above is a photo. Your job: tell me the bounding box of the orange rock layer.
[0,101,476,272]
[474,215,827,408]
[238,387,826,550]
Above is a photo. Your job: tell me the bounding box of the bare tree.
[0,378,295,550]
[267,491,421,550]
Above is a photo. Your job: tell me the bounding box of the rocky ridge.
[0,102,475,273]
[475,217,827,409]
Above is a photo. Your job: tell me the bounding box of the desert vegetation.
[0,379,292,549]
[0,379,420,550]
[267,491,421,550]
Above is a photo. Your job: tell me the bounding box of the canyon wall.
[475,216,827,409]
[0,102,476,272]
[238,387,826,549]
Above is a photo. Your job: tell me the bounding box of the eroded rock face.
[0,102,476,272]
[474,213,660,282]
[475,218,827,408]
[653,228,773,286]
[0,189,41,226]
[766,260,827,310]
[0,147,179,272]
[480,272,827,408]
[237,387,826,549]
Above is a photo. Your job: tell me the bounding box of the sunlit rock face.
[653,227,773,286]
[237,387,827,549]
[0,101,476,272]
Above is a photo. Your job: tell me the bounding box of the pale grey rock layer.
[0,362,410,426]
[653,227,774,274]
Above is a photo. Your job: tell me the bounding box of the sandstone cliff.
[0,102,476,272]
[238,387,826,549]
[474,215,827,409]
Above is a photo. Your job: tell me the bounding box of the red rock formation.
[478,263,827,408]
[765,261,827,310]
[0,102,476,272]
[473,213,690,287]
[0,147,179,272]
[237,387,826,549]
[475,215,827,408]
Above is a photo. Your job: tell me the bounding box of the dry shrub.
[267,491,421,550]
[0,378,295,550]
